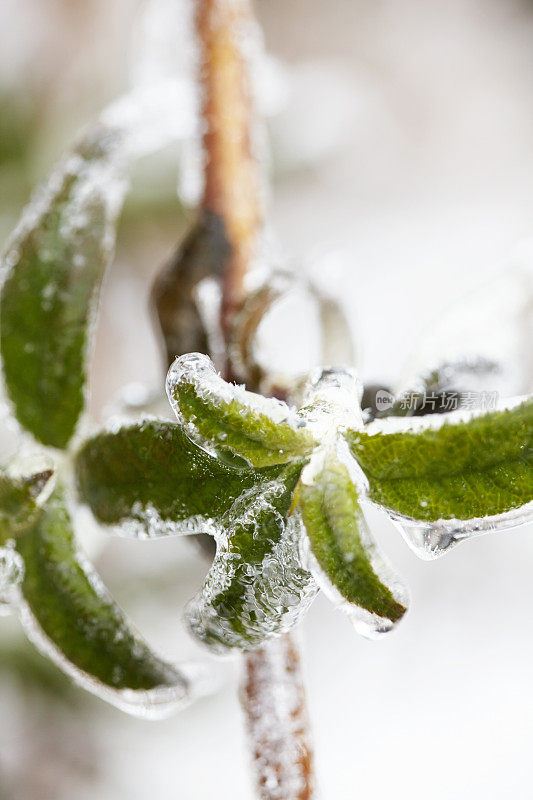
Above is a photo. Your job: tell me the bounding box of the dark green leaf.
[347,399,533,521]
[75,419,283,535]
[0,138,125,448]
[16,491,188,698]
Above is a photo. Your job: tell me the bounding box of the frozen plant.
[0,1,532,798]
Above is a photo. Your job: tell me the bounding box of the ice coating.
[167,352,304,428]
[242,634,315,800]
[186,473,318,653]
[129,0,273,206]
[0,67,217,451]
[364,392,531,437]
[385,501,533,561]
[0,483,216,718]
[166,352,315,465]
[301,366,364,437]
[114,503,218,541]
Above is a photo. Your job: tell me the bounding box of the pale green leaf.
[298,449,406,632]
[75,419,285,536]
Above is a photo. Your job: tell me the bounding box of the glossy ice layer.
[167,352,306,430]
[385,501,533,561]
[187,475,318,653]
[302,366,364,436]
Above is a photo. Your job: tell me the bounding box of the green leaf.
[347,399,533,521]
[0,138,125,448]
[14,491,191,708]
[186,463,316,652]
[75,419,284,536]
[166,353,316,467]
[298,449,406,633]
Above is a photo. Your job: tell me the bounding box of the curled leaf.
[11,490,203,718]
[151,210,230,369]
[166,352,316,467]
[186,464,317,652]
[229,270,356,394]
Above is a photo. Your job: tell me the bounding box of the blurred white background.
[0,1,532,798]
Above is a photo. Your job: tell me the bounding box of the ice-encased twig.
[241,633,315,800]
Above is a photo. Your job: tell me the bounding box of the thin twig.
[195,0,263,336]
[195,3,316,797]
[242,634,315,800]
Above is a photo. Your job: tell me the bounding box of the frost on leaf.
[0,76,202,450]
[78,353,533,641]
[79,356,533,646]
[75,418,285,538]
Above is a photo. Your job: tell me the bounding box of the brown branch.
[195,0,263,335]
[241,634,315,800]
[196,3,316,798]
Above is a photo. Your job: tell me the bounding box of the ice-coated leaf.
[298,448,407,637]
[0,74,197,451]
[12,491,200,717]
[75,419,284,537]
[0,134,126,449]
[166,352,316,467]
[346,398,533,523]
[186,464,317,652]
